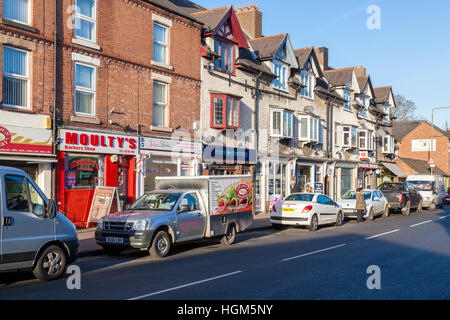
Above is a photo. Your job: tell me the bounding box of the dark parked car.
[377,182,423,216]
[445,188,450,205]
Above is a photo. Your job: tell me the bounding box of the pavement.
[76,212,272,258]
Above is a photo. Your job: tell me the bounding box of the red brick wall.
[396,122,449,174]
[0,0,202,137]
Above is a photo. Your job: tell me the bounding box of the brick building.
[392,120,450,187]
[0,0,203,226]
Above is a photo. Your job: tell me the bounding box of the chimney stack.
[354,66,366,77]
[314,47,329,71]
[236,5,262,39]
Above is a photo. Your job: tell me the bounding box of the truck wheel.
[221,224,236,246]
[417,200,423,213]
[149,231,171,258]
[384,206,390,218]
[309,214,318,232]
[402,201,411,216]
[33,245,67,281]
[335,211,343,227]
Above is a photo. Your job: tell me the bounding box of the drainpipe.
[51,0,57,200]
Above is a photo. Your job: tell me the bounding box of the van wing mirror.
[46,199,57,219]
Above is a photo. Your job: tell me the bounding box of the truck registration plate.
[106,237,123,244]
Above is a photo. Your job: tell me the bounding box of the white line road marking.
[410,220,432,228]
[365,229,400,240]
[439,215,449,220]
[282,244,347,262]
[128,271,243,300]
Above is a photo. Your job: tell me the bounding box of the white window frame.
[343,88,352,111]
[271,109,293,139]
[153,22,169,65]
[75,0,97,43]
[300,70,315,99]
[342,126,357,148]
[3,0,31,25]
[383,104,390,122]
[153,80,169,128]
[2,46,30,109]
[74,62,96,117]
[358,130,371,150]
[383,135,395,154]
[298,115,320,142]
[334,123,340,146]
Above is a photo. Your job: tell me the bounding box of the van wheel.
[149,231,171,258]
[309,214,318,232]
[221,224,236,246]
[33,245,67,281]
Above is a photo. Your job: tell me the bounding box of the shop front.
[358,162,379,189]
[0,110,54,197]
[295,160,325,194]
[57,128,138,227]
[138,136,202,195]
[202,145,256,176]
[333,162,358,199]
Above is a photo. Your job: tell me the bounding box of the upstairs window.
[210,94,240,129]
[343,89,352,111]
[213,39,234,74]
[74,63,96,116]
[383,104,390,122]
[358,130,373,150]
[342,126,357,148]
[3,0,30,24]
[359,95,368,117]
[273,61,287,91]
[153,81,168,127]
[298,116,321,143]
[271,110,293,138]
[153,23,168,64]
[75,0,97,42]
[383,136,395,154]
[300,71,314,99]
[2,46,29,109]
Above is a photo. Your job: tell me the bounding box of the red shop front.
[56,129,138,228]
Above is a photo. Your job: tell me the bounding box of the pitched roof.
[191,6,231,31]
[145,0,205,22]
[294,47,314,70]
[314,77,347,103]
[398,157,447,176]
[392,120,450,141]
[323,68,353,87]
[357,75,369,92]
[247,34,287,60]
[374,86,392,104]
[235,47,275,77]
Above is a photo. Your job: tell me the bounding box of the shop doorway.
[118,158,129,210]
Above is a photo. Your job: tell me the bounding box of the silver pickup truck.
[95,176,254,257]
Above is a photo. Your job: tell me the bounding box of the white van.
[0,166,78,280]
[406,175,445,210]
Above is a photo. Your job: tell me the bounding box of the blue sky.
[193,0,450,129]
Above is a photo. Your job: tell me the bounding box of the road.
[0,208,449,300]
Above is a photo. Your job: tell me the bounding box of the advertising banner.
[0,125,52,155]
[209,177,253,215]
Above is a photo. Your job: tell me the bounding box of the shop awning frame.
[0,155,57,163]
[381,162,407,178]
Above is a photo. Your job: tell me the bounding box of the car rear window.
[285,194,314,202]
[379,183,405,191]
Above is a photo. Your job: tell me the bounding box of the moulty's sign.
[0,125,52,155]
[59,129,138,155]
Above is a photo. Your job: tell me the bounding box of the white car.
[337,189,389,220]
[270,193,344,232]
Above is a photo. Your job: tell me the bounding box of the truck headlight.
[131,220,149,231]
[97,219,104,229]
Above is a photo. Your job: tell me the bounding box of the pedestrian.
[355,187,366,223]
[290,178,302,194]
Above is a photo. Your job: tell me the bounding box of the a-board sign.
[86,186,121,227]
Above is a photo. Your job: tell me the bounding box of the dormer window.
[383,104,390,122]
[300,71,314,99]
[273,61,287,90]
[359,95,368,117]
[213,39,234,74]
[343,89,352,111]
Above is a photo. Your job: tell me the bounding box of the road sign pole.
[430,107,450,175]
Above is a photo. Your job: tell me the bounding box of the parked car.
[377,182,423,216]
[0,166,78,281]
[95,176,254,258]
[270,193,343,232]
[445,188,450,205]
[338,189,389,220]
[406,175,445,210]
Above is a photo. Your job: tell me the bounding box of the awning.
[0,155,57,163]
[381,162,407,178]
[335,162,358,169]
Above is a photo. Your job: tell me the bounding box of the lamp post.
[430,106,450,174]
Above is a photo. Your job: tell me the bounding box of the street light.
[430,106,450,174]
